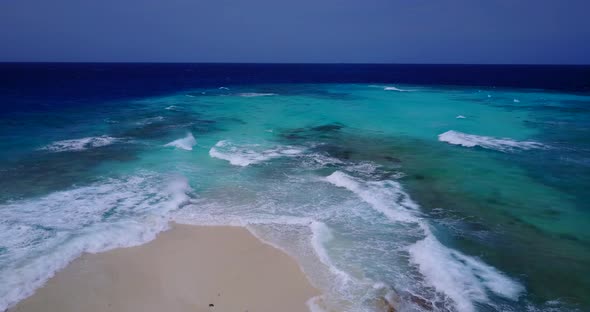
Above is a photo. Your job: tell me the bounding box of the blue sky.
[1,0,589,64]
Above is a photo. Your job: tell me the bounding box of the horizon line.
[1,61,589,66]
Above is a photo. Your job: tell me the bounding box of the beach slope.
[10,224,319,312]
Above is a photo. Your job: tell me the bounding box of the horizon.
[2,61,590,66]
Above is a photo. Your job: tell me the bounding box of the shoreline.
[9,223,320,312]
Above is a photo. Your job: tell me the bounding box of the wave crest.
[164,133,197,151]
[439,130,546,152]
[384,86,415,92]
[39,136,119,152]
[209,140,303,166]
[238,92,276,97]
[325,171,523,312]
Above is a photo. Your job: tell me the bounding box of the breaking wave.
[209,140,303,166]
[438,130,546,152]
[325,171,524,312]
[39,136,119,152]
[164,133,197,151]
[384,86,415,92]
[238,92,276,97]
[0,173,191,311]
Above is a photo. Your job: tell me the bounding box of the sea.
[0,63,589,312]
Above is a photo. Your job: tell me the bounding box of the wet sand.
[10,224,319,312]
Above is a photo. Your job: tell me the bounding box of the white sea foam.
[171,165,524,312]
[409,235,524,312]
[384,86,415,92]
[344,162,380,175]
[306,296,328,312]
[164,133,197,151]
[218,87,230,90]
[514,99,520,103]
[136,116,165,125]
[0,174,191,311]
[309,221,352,283]
[39,136,119,152]
[209,140,303,166]
[300,153,344,170]
[324,171,524,312]
[238,92,276,97]
[325,171,418,223]
[438,130,546,152]
[456,115,467,119]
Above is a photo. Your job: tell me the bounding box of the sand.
[10,224,320,312]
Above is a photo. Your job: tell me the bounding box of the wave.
[39,136,119,152]
[439,130,546,152]
[456,115,467,119]
[0,174,191,311]
[209,140,303,166]
[309,221,353,284]
[238,92,277,97]
[324,171,523,312]
[326,171,418,223]
[136,116,165,125]
[384,86,415,92]
[409,236,524,312]
[164,133,197,151]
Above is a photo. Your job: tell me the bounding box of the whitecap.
[209,140,303,166]
[300,153,344,170]
[238,92,276,97]
[438,130,546,152]
[324,171,524,312]
[164,133,197,151]
[514,99,520,103]
[384,86,415,92]
[39,136,119,152]
[325,171,418,223]
[344,162,380,175]
[409,235,524,312]
[456,115,467,119]
[136,116,165,125]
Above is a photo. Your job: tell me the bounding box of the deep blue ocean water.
[0,63,589,312]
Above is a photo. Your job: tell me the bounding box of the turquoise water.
[1,83,589,312]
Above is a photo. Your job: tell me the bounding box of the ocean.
[0,63,589,312]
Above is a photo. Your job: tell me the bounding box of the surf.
[438,130,546,152]
[325,171,524,312]
[0,173,192,311]
[164,133,197,151]
[209,140,303,166]
[39,136,119,152]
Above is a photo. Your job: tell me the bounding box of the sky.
[1,0,589,64]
